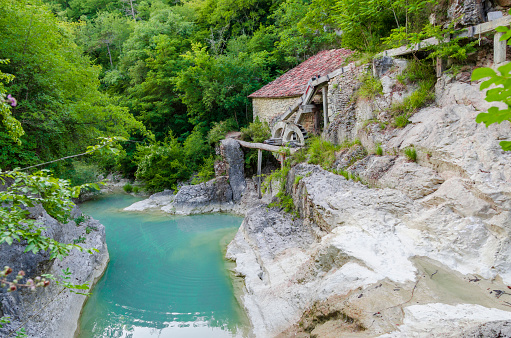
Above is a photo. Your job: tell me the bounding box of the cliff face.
[227,68,511,336]
[0,206,109,338]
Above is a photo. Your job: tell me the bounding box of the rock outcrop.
[0,207,108,338]
[227,68,511,336]
[124,138,254,215]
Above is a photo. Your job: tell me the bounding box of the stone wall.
[323,60,411,145]
[326,64,368,120]
[252,96,299,124]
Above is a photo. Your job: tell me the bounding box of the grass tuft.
[375,143,383,156]
[404,146,417,162]
[358,73,383,99]
[391,60,436,128]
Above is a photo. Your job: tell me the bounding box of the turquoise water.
[78,194,247,338]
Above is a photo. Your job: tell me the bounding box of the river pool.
[77,194,248,338]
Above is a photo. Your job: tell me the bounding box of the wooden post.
[436,57,447,77]
[257,149,262,199]
[322,86,329,128]
[436,33,450,77]
[495,31,507,64]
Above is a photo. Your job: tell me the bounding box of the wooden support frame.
[377,16,511,59]
[257,149,262,199]
[237,140,298,153]
[236,140,298,199]
[279,63,357,123]
[322,86,328,128]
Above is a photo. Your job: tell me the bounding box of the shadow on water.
[77,194,250,338]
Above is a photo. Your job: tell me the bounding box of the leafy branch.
[0,169,101,259]
[42,268,91,296]
[18,136,127,171]
[383,18,477,60]
[472,63,511,151]
[471,22,511,151]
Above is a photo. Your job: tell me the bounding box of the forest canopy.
[0,0,440,190]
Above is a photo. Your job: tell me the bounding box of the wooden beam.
[377,16,511,59]
[237,140,298,153]
[322,86,328,128]
[277,62,358,124]
[257,149,262,199]
[458,15,511,38]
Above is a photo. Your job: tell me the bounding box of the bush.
[85,226,97,234]
[183,129,213,172]
[396,59,435,85]
[358,73,383,99]
[191,155,216,184]
[393,114,410,128]
[307,137,341,169]
[391,60,436,128]
[294,174,303,185]
[332,168,360,181]
[134,133,191,192]
[123,183,133,193]
[404,146,417,162]
[132,186,140,193]
[74,214,87,226]
[240,117,271,143]
[134,130,215,192]
[240,118,272,170]
[207,119,238,145]
[289,148,308,166]
[63,161,101,186]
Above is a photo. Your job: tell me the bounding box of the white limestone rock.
[380,304,511,338]
[123,190,175,211]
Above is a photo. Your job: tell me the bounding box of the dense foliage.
[1,0,480,190]
[0,0,144,175]
[472,62,511,151]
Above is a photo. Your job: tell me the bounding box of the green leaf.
[480,78,499,90]
[24,243,36,253]
[500,141,511,151]
[471,67,497,81]
[498,62,511,76]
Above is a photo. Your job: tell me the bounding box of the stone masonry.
[252,96,299,124]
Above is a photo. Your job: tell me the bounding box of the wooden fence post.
[495,31,507,64]
[322,86,329,129]
[257,149,262,199]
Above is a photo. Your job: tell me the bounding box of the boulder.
[221,138,246,202]
[0,207,109,338]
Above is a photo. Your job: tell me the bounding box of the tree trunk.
[106,42,113,68]
[129,0,136,20]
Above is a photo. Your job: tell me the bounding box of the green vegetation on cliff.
[0,0,496,192]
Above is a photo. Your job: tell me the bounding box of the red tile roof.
[249,49,354,99]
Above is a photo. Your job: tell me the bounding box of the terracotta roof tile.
[249,49,353,98]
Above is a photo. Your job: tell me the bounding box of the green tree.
[134,133,191,191]
[174,43,271,127]
[0,0,144,171]
[77,12,134,70]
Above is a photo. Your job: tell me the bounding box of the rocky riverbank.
[0,206,109,338]
[224,69,511,336]
[120,61,511,337]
